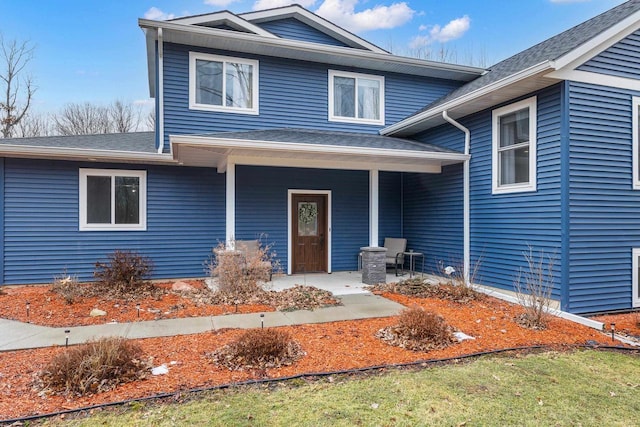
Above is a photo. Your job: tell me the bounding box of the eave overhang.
[140,18,485,97]
[0,145,176,165]
[170,134,469,174]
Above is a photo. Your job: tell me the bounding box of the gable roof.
[239,5,387,53]
[383,0,640,136]
[168,10,276,38]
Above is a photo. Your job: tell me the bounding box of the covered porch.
[171,128,468,276]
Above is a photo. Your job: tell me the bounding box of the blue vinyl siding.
[578,30,640,80]
[162,43,462,151]
[257,18,350,47]
[410,84,564,298]
[567,81,640,313]
[2,159,225,284]
[235,166,369,272]
[378,171,402,246]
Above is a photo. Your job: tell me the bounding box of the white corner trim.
[491,96,538,195]
[546,69,640,92]
[157,28,164,154]
[633,248,640,308]
[287,189,332,275]
[226,161,236,248]
[328,70,385,126]
[188,51,259,115]
[633,97,640,190]
[79,168,147,232]
[369,170,379,247]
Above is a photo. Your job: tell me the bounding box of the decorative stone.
[90,308,107,317]
[360,247,387,285]
[171,281,195,292]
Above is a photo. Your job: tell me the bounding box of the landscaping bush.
[376,306,454,352]
[514,246,555,330]
[51,273,82,304]
[211,328,304,370]
[93,250,155,299]
[39,337,150,396]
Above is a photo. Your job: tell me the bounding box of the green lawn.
[53,350,639,426]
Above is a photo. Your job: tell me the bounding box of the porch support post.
[226,160,235,249]
[369,169,379,247]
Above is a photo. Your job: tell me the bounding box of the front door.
[292,193,327,273]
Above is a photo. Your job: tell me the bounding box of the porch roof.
[170,128,469,174]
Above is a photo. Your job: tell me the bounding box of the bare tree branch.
[14,112,52,137]
[0,35,36,138]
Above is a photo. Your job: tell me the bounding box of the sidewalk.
[0,293,404,352]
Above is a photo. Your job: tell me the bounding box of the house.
[0,1,638,315]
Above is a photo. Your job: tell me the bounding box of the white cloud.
[143,7,176,20]
[205,0,241,6]
[252,0,316,10]
[315,0,414,33]
[411,15,470,48]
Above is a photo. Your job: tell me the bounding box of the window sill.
[80,225,147,232]
[492,183,537,195]
[189,103,259,115]
[328,115,384,126]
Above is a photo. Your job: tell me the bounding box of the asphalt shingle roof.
[409,0,640,117]
[197,128,461,153]
[0,132,155,153]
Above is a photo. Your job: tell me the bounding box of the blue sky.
[0,0,626,115]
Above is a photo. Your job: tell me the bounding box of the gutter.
[0,145,177,165]
[442,111,471,286]
[381,61,555,136]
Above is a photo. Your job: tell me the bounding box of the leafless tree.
[53,102,112,135]
[0,35,36,138]
[109,100,140,133]
[146,108,155,131]
[14,112,51,137]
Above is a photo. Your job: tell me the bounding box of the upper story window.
[328,70,384,125]
[79,169,147,231]
[492,96,537,194]
[632,97,640,189]
[189,52,259,114]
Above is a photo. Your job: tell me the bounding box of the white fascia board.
[138,19,484,81]
[553,9,640,71]
[381,60,555,136]
[169,11,276,38]
[545,69,640,92]
[240,6,387,53]
[0,145,177,165]
[170,134,470,162]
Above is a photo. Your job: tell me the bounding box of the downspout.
[442,111,470,285]
[156,28,164,154]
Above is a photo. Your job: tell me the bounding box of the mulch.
[0,285,626,421]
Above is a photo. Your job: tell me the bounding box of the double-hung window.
[329,70,384,125]
[79,169,147,231]
[632,97,640,189]
[492,96,537,194]
[189,52,258,114]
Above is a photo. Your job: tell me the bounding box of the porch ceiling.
[170,128,469,173]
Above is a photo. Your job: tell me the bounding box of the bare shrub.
[376,306,454,351]
[93,250,156,299]
[265,285,339,311]
[211,328,304,370]
[51,273,82,304]
[39,337,150,396]
[514,246,556,330]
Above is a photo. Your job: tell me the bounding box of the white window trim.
[632,97,640,189]
[633,248,640,308]
[328,70,385,126]
[79,168,147,231]
[491,96,537,195]
[188,51,259,115]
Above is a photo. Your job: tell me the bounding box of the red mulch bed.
[592,312,640,339]
[0,280,273,327]
[0,289,622,421]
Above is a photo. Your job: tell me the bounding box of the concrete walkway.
[0,293,404,352]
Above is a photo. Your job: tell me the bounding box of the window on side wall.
[189,52,258,114]
[79,169,147,231]
[492,96,537,194]
[632,97,640,189]
[328,70,384,125]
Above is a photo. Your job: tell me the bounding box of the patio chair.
[384,237,407,276]
[235,239,273,281]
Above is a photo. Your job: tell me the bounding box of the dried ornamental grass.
[377,306,455,352]
[38,337,150,396]
[211,328,305,371]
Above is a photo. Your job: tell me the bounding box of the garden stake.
[25,301,30,320]
[136,303,140,318]
[260,313,264,329]
[64,330,70,347]
[611,323,616,342]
